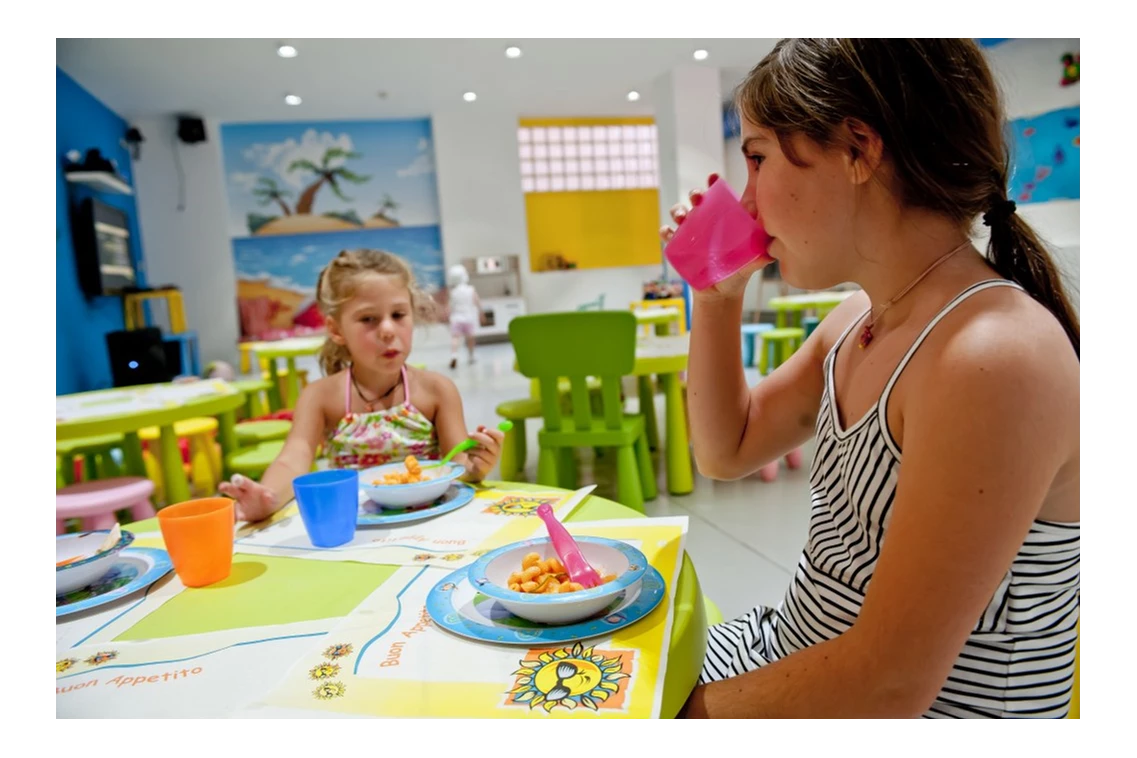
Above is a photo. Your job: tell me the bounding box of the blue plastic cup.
[292,469,359,548]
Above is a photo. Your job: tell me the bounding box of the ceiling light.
[505,46,522,59]
[626,91,641,102]
[693,49,709,61]
[284,94,302,106]
[463,91,477,102]
[277,44,298,58]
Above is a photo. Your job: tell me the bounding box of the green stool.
[56,434,126,485]
[226,440,285,479]
[235,420,292,446]
[704,597,725,626]
[758,327,806,376]
[495,397,543,481]
[802,316,821,339]
[232,377,273,420]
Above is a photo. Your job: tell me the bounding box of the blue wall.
[56,68,145,395]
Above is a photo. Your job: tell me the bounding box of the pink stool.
[56,477,157,535]
[756,446,805,483]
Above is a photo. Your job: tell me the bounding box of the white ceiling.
[56,38,776,123]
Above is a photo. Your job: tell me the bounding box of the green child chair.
[509,311,657,513]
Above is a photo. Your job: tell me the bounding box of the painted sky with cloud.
[220,119,441,238]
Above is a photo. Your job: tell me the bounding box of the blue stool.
[741,323,775,367]
[803,316,821,339]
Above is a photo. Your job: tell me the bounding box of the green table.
[634,334,693,496]
[243,336,325,410]
[56,383,247,505]
[769,291,857,328]
[122,482,708,718]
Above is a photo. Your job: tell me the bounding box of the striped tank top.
[700,280,1080,718]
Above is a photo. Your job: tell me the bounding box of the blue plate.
[357,482,476,526]
[56,547,173,618]
[426,564,667,646]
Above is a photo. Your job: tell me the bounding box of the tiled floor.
[293,327,811,622]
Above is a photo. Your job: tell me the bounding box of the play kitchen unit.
[459,255,526,342]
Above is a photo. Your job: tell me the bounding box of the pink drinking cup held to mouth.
[664,179,774,291]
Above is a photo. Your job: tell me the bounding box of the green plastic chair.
[704,597,724,626]
[495,397,543,481]
[510,311,656,512]
[56,434,126,485]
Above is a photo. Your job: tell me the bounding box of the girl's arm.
[430,374,502,482]
[682,315,1078,717]
[259,385,326,503]
[687,290,866,479]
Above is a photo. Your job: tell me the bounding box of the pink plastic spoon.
[536,503,602,589]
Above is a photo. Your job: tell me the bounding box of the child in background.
[220,249,504,522]
[446,264,481,369]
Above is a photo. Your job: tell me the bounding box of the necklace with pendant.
[858,241,971,349]
[351,370,401,412]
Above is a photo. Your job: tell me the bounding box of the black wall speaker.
[106,328,176,387]
[177,116,207,144]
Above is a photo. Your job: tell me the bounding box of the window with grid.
[517,123,659,194]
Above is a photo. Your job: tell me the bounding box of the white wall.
[721,38,1081,312]
[431,105,665,315]
[131,116,240,366]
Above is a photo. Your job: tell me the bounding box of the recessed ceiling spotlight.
[463,91,478,102]
[693,49,709,61]
[626,91,641,102]
[284,94,302,106]
[277,44,298,58]
[505,46,522,58]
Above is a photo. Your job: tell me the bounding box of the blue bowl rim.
[359,461,463,491]
[56,529,135,573]
[468,536,648,605]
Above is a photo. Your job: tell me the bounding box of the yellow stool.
[139,418,222,500]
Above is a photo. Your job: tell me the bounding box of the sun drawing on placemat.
[482,494,560,517]
[505,642,632,713]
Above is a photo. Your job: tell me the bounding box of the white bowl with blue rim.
[468,537,648,625]
[56,529,135,596]
[359,462,465,509]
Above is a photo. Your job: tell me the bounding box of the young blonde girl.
[667,39,1079,718]
[220,249,504,522]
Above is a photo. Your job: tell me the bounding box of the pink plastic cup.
[664,179,773,291]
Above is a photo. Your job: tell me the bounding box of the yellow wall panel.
[525,189,662,272]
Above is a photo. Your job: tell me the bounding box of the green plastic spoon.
[424,420,514,469]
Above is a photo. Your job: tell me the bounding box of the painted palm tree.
[251,177,293,216]
[373,193,400,224]
[289,147,371,214]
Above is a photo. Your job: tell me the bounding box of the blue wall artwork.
[1008,106,1080,205]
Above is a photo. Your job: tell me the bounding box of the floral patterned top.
[325,364,440,469]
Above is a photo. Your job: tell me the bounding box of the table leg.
[217,410,239,479]
[660,372,694,495]
[637,376,660,451]
[776,309,786,328]
[654,322,670,337]
[121,432,147,478]
[285,357,301,409]
[159,423,192,505]
[266,358,283,412]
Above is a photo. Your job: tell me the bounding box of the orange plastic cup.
[157,497,234,587]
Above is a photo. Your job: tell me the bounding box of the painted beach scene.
[221,118,444,336]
